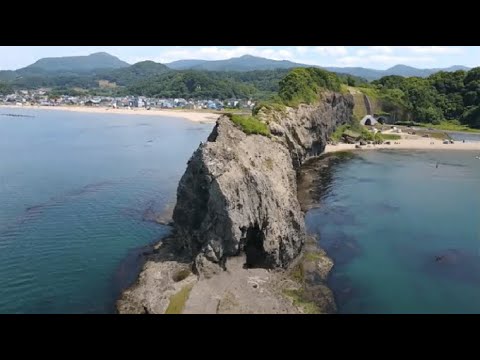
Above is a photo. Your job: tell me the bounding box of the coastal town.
[0,89,256,111]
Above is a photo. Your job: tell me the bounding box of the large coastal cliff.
[117,91,354,314]
[173,92,353,275]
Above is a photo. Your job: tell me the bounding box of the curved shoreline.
[0,104,220,123]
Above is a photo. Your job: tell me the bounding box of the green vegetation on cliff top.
[232,68,346,136]
[277,68,341,106]
[227,113,271,136]
[253,68,344,116]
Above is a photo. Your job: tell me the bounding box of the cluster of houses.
[0,90,256,111]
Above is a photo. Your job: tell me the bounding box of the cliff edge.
[117,91,353,314]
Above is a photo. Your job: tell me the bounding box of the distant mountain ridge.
[21,52,129,73]
[167,55,471,80]
[166,55,306,71]
[0,52,473,85]
[0,52,130,81]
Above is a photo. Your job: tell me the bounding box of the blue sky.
[0,46,478,70]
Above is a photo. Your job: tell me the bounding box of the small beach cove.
[325,129,480,154]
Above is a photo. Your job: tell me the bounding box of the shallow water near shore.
[305,150,480,313]
[446,131,480,143]
[0,108,213,313]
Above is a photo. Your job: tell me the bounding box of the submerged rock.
[423,248,480,286]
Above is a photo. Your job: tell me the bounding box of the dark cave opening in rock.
[243,223,270,269]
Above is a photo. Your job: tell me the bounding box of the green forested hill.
[2,54,480,128]
[369,68,480,127]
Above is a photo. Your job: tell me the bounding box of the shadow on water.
[436,162,468,168]
[108,196,179,313]
[327,272,370,313]
[370,202,400,213]
[0,180,117,239]
[119,198,175,225]
[298,151,356,211]
[108,231,172,313]
[62,181,116,197]
[107,125,129,129]
[318,230,363,266]
[387,234,480,282]
[301,151,376,312]
[107,196,178,313]
[1,113,35,118]
[348,176,377,183]
[421,248,480,286]
[306,204,358,232]
[321,206,358,226]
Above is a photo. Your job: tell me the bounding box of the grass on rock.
[165,284,193,314]
[227,113,271,137]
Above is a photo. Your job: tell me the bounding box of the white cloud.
[401,46,464,55]
[295,46,308,55]
[356,46,393,56]
[102,46,471,70]
[330,46,463,68]
[314,46,348,56]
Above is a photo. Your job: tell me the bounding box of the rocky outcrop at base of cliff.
[117,91,353,314]
[117,235,337,314]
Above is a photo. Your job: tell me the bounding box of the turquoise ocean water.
[0,108,213,313]
[3,108,480,314]
[306,149,480,313]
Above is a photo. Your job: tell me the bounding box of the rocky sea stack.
[117,90,354,314]
[174,92,353,275]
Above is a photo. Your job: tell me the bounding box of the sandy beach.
[325,133,480,153]
[0,104,220,123]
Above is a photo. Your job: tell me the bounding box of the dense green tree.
[369,68,480,127]
[278,68,341,105]
[0,82,12,95]
[461,105,480,128]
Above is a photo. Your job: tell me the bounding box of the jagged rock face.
[260,92,354,168]
[173,92,353,275]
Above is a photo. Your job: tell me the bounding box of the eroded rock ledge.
[117,92,354,314]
